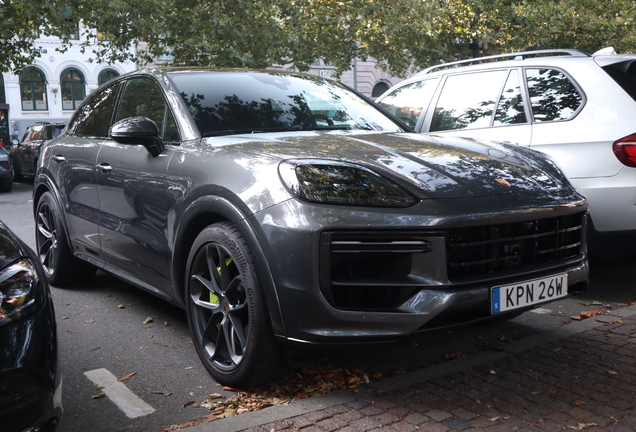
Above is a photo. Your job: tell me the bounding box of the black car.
[10,122,65,181]
[0,220,62,431]
[34,68,588,388]
[0,148,12,192]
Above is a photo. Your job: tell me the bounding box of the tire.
[12,162,23,182]
[35,192,97,286]
[185,222,288,388]
[0,177,12,192]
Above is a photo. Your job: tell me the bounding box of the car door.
[96,77,180,292]
[42,81,123,263]
[421,69,533,147]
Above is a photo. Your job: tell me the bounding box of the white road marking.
[84,368,156,418]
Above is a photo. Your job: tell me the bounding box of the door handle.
[98,163,113,173]
[52,155,65,162]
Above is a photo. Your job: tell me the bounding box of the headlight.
[0,260,40,325]
[279,159,418,207]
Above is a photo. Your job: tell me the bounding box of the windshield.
[168,71,405,137]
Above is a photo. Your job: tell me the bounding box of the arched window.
[98,68,120,86]
[371,82,391,99]
[61,67,86,110]
[20,67,48,111]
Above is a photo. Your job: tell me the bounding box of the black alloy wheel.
[186,223,287,388]
[35,192,95,286]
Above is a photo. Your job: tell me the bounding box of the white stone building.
[0,29,136,143]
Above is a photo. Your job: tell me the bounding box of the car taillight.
[613,133,636,167]
[0,141,4,149]
[0,161,8,170]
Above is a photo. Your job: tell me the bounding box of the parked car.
[0,219,62,432]
[34,68,589,388]
[377,48,636,253]
[0,147,13,192]
[10,121,65,181]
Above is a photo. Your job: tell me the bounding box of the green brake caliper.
[210,257,232,330]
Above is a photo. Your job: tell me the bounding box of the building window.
[371,82,390,99]
[98,68,120,86]
[61,67,86,110]
[20,67,48,111]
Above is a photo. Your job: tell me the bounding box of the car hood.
[207,131,574,200]
[0,220,28,270]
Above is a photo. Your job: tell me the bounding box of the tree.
[2,0,636,77]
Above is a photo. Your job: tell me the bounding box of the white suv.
[377,48,636,253]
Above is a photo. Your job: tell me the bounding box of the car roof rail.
[417,49,591,75]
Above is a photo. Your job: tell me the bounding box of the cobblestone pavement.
[185,307,636,432]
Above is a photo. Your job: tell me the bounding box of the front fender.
[170,193,288,338]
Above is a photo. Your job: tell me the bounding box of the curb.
[182,304,636,432]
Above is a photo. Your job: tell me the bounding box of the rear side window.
[526,68,582,122]
[72,82,122,138]
[602,60,636,102]
[494,70,527,126]
[377,78,439,129]
[430,70,508,132]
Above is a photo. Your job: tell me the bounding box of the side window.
[377,78,439,128]
[72,82,122,138]
[116,78,180,142]
[430,70,508,132]
[493,70,527,126]
[526,68,582,122]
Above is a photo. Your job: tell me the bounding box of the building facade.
[0,29,136,144]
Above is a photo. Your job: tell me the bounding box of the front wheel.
[35,192,96,286]
[185,223,288,388]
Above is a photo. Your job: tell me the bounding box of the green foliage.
[2,0,636,76]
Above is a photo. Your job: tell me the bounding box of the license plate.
[492,273,568,314]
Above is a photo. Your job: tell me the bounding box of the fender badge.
[495,178,511,187]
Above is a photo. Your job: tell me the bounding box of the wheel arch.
[171,195,287,338]
[33,175,68,238]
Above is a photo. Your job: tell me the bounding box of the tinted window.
[526,68,582,122]
[430,70,508,132]
[169,71,404,137]
[603,60,636,102]
[116,78,179,142]
[73,82,122,138]
[494,70,527,126]
[378,78,439,129]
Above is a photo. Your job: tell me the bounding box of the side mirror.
[109,116,165,157]
[11,139,19,146]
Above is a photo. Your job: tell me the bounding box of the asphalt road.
[1,181,635,432]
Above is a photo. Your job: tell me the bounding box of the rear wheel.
[185,223,288,388]
[35,192,96,286]
[0,177,11,192]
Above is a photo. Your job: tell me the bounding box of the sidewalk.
[184,305,636,432]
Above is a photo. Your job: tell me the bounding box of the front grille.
[319,212,585,312]
[447,212,585,280]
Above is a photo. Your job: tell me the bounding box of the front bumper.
[252,198,589,345]
[0,296,62,432]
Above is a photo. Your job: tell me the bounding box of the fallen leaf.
[182,400,195,408]
[553,347,563,352]
[489,370,496,374]
[574,401,585,406]
[570,309,603,320]
[92,393,106,399]
[84,318,96,324]
[207,393,223,399]
[150,390,172,396]
[184,366,194,370]
[118,372,136,382]
[568,423,598,430]
[118,304,126,309]
[164,321,172,326]
[490,417,499,422]
[60,316,69,320]
[143,317,154,324]
[607,370,618,376]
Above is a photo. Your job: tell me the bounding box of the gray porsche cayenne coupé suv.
[34,68,589,388]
